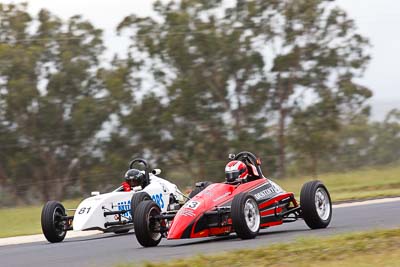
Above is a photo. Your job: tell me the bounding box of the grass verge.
[117,228,400,267]
[0,199,81,238]
[279,164,400,202]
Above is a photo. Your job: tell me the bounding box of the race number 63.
[186,200,199,209]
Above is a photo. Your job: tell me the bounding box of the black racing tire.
[131,192,151,219]
[113,229,130,234]
[231,193,260,239]
[188,181,213,198]
[300,180,332,229]
[133,200,162,247]
[41,201,67,243]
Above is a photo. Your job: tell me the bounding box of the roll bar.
[128,158,150,188]
[231,151,265,178]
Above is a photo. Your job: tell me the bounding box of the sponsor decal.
[178,209,196,217]
[117,200,131,219]
[269,180,284,193]
[254,187,277,200]
[151,193,165,208]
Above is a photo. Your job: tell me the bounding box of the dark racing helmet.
[225,160,249,184]
[124,169,145,187]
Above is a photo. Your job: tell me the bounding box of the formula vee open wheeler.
[41,159,186,243]
[133,151,332,247]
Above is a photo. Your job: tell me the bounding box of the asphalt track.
[1,199,399,267]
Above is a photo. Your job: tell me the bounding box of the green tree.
[0,4,113,202]
[116,0,373,179]
[287,97,340,176]
[367,109,400,165]
[314,109,400,173]
[117,0,273,180]
[228,0,372,176]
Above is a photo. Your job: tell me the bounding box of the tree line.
[0,1,398,206]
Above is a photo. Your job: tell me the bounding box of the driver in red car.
[225,160,260,184]
[121,169,145,192]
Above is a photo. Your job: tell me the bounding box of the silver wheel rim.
[244,198,260,232]
[148,206,161,241]
[315,188,331,221]
[53,207,66,237]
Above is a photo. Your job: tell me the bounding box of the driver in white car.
[121,169,144,192]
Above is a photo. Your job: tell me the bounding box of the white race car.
[41,158,187,243]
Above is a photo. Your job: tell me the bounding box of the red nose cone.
[167,183,236,239]
[167,194,207,239]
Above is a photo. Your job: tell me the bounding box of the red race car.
[133,151,332,247]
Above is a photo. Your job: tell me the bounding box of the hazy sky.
[3,0,399,119]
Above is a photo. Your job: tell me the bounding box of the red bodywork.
[167,178,298,239]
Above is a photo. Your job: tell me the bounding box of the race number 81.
[78,207,91,214]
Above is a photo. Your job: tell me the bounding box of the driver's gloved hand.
[122,181,131,192]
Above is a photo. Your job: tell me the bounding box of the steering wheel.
[128,158,150,188]
[232,151,265,178]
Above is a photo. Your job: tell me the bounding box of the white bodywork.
[72,173,185,231]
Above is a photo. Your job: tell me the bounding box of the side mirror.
[228,153,236,160]
[91,191,100,196]
[152,169,162,175]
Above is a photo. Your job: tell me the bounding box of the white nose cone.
[73,196,104,231]
[72,191,134,231]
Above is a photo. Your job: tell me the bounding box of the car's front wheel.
[300,180,332,229]
[131,192,151,220]
[133,200,162,247]
[41,201,67,243]
[231,192,260,239]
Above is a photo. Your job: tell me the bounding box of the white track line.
[0,230,102,247]
[333,197,400,209]
[1,197,399,247]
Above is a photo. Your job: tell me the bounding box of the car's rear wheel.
[300,180,332,229]
[131,192,151,219]
[133,200,162,247]
[231,193,260,239]
[189,181,213,198]
[41,201,67,243]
